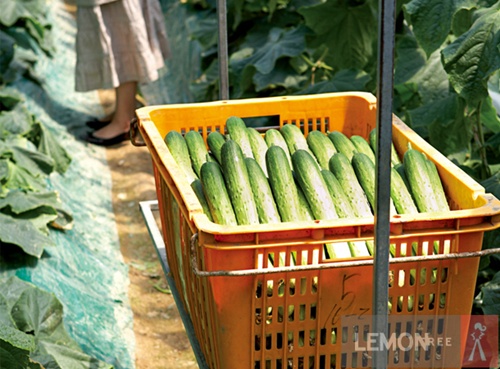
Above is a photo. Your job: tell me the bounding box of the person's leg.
[87,81,137,141]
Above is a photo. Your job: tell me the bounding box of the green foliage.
[0,276,113,369]
[0,0,73,258]
[0,0,53,85]
[0,93,73,258]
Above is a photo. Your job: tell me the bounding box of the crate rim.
[135,91,378,118]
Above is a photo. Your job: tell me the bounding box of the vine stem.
[476,100,491,180]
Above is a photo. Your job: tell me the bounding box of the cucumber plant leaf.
[394,33,427,86]
[297,68,371,94]
[253,58,308,92]
[0,294,15,327]
[0,277,114,369]
[1,0,47,27]
[400,47,450,105]
[0,213,54,258]
[481,95,500,133]
[0,190,60,215]
[10,145,55,177]
[3,160,48,192]
[403,0,473,57]
[0,105,34,138]
[408,93,473,156]
[441,1,500,104]
[480,270,500,315]
[25,122,71,174]
[298,0,377,70]
[0,30,15,80]
[0,89,22,110]
[0,323,36,369]
[238,26,307,75]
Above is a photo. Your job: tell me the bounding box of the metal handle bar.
[189,233,500,278]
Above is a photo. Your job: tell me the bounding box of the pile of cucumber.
[164,116,450,259]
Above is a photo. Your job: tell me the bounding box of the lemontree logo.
[341,315,465,368]
[463,315,498,368]
[354,331,453,352]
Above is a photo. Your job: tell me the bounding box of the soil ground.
[105,140,199,369]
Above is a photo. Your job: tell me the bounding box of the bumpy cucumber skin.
[200,161,237,225]
[221,140,259,225]
[350,135,376,163]
[266,145,303,222]
[425,159,450,211]
[265,128,293,170]
[292,150,338,220]
[321,169,371,257]
[307,130,337,170]
[328,131,357,161]
[321,169,356,219]
[352,152,397,215]
[165,130,198,184]
[185,130,209,178]
[280,124,313,156]
[247,127,269,176]
[390,167,419,214]
[190,178,214,221]
[245,157,280,224]
[329,152,373,218]
[207,131,226,164]
[226,116,254,158]
[295,180,314,221]
[369,128,401,166]
[403,148,441,213]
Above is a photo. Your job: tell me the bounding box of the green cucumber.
[247,127,269,176]
[225,116,254,158]
[350,135,376,163]
[320,169,356,219]
[403,148,441,213]
[390,166,418,214]
[244,157,280,224]
[295,180,315,221]
[190,179,214,221]
[291,149,353,259]
[264,128,293,170]
[164,130,198,184]
[352,152,397,216]
[200,161,237,225]
[394,163,411,190]
[425,159,450,211]
[369,128,401,166]
[321,169,368,258]
[266,145,303,222]
[306,130,337,170]
[207,131,226,164]
[280,124,314,157]
[221,140,259,225]
[328,131,357,161]
[292,150,338,220]
[329,152,373,218]
[185,130,209,178]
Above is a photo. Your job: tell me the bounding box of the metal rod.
[217,0,229,100]
[374,1,397,368]
[139,201,209,369]
[189,232,500,277]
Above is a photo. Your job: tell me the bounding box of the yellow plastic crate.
[136,92,500,369]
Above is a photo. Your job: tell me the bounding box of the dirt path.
[105,141,199,369]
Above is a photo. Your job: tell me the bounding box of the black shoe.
[85,131,130,146]
[86,118,111,130]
